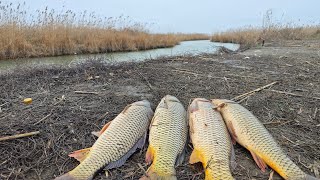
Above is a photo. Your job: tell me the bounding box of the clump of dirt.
[0,40,319,180]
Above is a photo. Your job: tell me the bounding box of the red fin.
[189,149,201,164]
[68,147,91,162]
[250,150,267,172]
[145,146,154,165]
[92,120,112,137]
[227,121,238,145]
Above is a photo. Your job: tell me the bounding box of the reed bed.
[0,2,209,60]
[211,11,320,48]
[211,26,320,48]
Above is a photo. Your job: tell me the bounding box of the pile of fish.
[55,95,318,180]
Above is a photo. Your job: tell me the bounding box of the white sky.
[8,0,320,33]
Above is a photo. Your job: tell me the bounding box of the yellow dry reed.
[0,2,209,60]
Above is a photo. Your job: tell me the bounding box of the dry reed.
[0,2,209,60]
[211,26,320,48]
[211,10,320,48]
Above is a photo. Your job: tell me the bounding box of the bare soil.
[0,40,319,180]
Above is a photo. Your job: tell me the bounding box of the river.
[0,40,239,71]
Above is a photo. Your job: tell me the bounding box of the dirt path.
[0,40,319,179]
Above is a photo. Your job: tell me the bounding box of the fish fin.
[230,142,237,171]
[121,104,132,114]
[68,147,91,162]
[138,132,147,149]
[140,166,177,180]
[104,134,146,170]
[305,174,320,180]
[175,148,186,167]
[91,120,112,137]
[145,146,154,165]
[250,150,267,172]
[149,112,157,130]
[189,149,201,164]
[227,121,238,145]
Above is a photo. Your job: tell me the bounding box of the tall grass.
[211,10,320,48]
[211,26,320,48]
[0,2,209,60]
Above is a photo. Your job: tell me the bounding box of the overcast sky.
[10,0,320,33]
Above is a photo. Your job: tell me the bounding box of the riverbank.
[0,39,319,179]
[0,2,209,60]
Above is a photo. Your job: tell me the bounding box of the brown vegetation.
[211,11,320,48]
[211,26,320,48]
[0,2,209,60]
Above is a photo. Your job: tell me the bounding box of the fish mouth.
[189,98,212,112]
[132,100,151,108]
[163,95,180,103]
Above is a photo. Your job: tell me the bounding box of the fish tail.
[54,173,77,180]
[140,167,177,180]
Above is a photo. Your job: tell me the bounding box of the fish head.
[188,98,211,113]
[131,100,154,118]
[157,95,181,109]
[132,100,152,108]
[164,95,180,103]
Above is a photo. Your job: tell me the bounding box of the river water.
[0,40,239,71]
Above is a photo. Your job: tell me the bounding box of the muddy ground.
[0,40,319,180]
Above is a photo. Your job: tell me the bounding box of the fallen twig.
[0,131,40,141]
[137,163,147,176]
[266,89,320,100]
[263,121,282,125]
[314,108,318,119]
[74,91,99,95]
[281,134,297,145]
[138,72,154,91]
[232,81,277,101]
[268,170,274,180]
[34,113,52,125]
[263,120,292,126]
[305,61,320,67]
[0,102,9,107]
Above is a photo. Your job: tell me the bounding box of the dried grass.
[211,10,320,48]
[0,2,209,60]
[211,26,320,48]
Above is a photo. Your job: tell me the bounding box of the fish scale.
[212,99,316,180]
[142,95,187,179]
[189,98,234,180]
[55,100,153,180]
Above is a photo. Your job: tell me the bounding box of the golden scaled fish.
[141,95,188,180]
[55,100,154,180]
[212,99,318,180]
[188,98,234,180]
